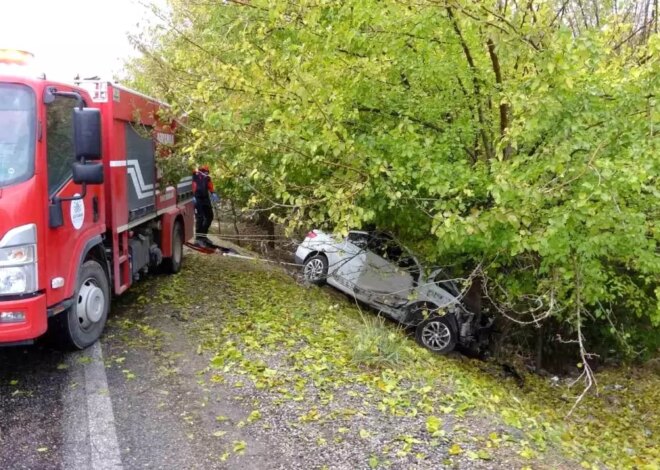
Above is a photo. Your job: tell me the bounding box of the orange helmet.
[199,164,210,174]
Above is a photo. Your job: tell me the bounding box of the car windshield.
[0,84,36,188]
[432,270,461,296]
[367,232,421,282]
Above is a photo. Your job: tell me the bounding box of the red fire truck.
[0,50,194,348]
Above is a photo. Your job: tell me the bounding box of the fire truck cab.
[0,50,194,348]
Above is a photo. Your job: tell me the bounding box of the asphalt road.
[0,338,132,470]
[0,343,68,469]
[0,313,287,470]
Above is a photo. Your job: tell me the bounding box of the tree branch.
[486,38,509,139]
[446,6,494,160]
[567,262,598,416]
[357,106,447,133]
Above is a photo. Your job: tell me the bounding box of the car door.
[354,233,414,307]
[330,231,369,294]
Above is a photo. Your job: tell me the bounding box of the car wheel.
[415,315,457,354]
[303,254,328,285]
[52,260,110,350]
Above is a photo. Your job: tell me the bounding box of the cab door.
[43,90,104,307]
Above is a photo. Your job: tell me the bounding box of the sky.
[0,0,165,83]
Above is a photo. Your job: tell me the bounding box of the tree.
[124,0,660,381]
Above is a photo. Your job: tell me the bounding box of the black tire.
[163,221,184,274]
[415,315,457,354]
[303,254,328,285]
[52,260,110,350]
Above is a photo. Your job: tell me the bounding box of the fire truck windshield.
[0,84,36,188]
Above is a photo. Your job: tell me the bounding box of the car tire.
[163,221,184,274]
[52,260,110,350]
[303,254,328,286]
[415,315,457,354]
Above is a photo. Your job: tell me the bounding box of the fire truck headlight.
[0,265,36,295]
[0,244,35,266]
[0,225,38,296]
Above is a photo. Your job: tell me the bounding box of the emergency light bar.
[0,49,33,66]
[0,49,42,78]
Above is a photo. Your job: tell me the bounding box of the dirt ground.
[1,207,655,470]
[97,251,553,469]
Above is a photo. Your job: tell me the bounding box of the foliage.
[349,315,415,368]
[139,253,660,468]
[124,0,660,361]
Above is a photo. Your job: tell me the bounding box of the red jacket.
[192,171,214,196]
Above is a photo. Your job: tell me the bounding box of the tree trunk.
[230,199,241,247]
[535,324,544,371]
[464,275,482,315]
[256,210,275,251]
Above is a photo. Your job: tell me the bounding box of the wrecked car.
[295,229,491,354]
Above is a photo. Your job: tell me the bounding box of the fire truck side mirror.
[73,108,102,161]
[72,162,104,185]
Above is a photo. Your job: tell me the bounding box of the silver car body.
[295,230,465,325]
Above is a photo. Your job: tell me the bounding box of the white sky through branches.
[0,0,164,83]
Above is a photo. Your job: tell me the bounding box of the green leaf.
[233,441,247,454]
[477,449,492,460]
[520,447,536,459]
[425,416,442,434]
[247,410,261,423]
[122,370,136,380]
[448,444,463,455]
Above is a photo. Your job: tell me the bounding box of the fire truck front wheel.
[52,260,110,350]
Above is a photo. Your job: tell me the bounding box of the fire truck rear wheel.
[163,221,184,274]
[53,260,110,350]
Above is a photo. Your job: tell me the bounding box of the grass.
[350,315,415,368]
[123,253,660,469]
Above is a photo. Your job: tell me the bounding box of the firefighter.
[192,165,219,246]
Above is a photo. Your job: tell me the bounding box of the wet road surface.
[0,343,68,469]
[0,311,287,470]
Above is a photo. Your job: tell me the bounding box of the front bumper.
[0,293,48,345]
